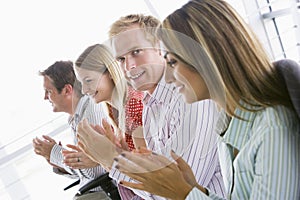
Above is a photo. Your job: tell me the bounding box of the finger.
[32,138,39,145]
[119,180,145,191]
[77,140,85,151]
[77,119,88,135]
[34,137,43,144]
[102,119,113,133]
[122,151,173,171]
[92,124,105,135]
[116,154,152,174]
[62,150,77,158]
[66,144,81,152]
[64,157,81,165]
[32,139,40,147]
[82,119,100,136]
[42,135,55,142]
[116,160,148,183]
[77,129,88,145]
[34,149,41,155]
[133,147,152,154]
[171,150,190,171]
[77,141,89,155]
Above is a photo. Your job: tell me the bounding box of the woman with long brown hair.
[114,0,300,199]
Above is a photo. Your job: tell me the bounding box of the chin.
[93,97,101,104]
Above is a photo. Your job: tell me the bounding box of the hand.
[32,135,57,160]
[93,119,129,151]
[62,144,98,169]
[114,150,196,200]
[76,118,119,169]
[131,126,147,149]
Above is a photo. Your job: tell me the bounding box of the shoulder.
[252,105,299,137]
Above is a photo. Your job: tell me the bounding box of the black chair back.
[274,59,300,119]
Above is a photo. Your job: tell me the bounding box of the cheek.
[81,83,89,94]
[48,93,55,101]
[174,69,187,84]
[97,76,113,91]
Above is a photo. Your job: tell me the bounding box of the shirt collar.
[223,107,257,150]
[68,95,90,125]
[143,78,177,105]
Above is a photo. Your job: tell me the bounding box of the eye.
[117,57,125,63]
[166,59,177,68]
[132,49,142,56]
[85,79,93,84]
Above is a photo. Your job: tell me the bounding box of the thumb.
[171,150,188,171]
[42,135,56,143]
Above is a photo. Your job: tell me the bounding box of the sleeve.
[83,101,107,126]
[249,125,300,199]
[50,144,78,179]
[109,161,154,199]
[186,187,224,200]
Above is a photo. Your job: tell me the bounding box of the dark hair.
[39,60,82,96]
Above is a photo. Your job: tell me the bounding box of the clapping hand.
[62,144,98,169]
[76,118,119,170]
[114,149,206,200]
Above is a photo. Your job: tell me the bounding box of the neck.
[68,94,81,116]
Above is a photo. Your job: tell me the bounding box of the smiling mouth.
[127,71,145,80]
[91,91,98,98]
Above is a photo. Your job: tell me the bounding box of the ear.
[62,84,73,95]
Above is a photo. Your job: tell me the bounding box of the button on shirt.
[186,105,300,200]
[50,95,108,192]
[110,80,225,199]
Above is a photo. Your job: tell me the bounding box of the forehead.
[111,27,154,57]
[76,67,101,79]
[43,75,54,87]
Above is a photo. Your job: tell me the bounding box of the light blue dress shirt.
[187,105,300,200]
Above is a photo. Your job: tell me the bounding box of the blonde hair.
[75,44,127,132]
[109,14,161,47]
[158,0,292,116]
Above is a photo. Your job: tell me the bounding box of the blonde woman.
[75,43,145,199]
[114,0,300,199]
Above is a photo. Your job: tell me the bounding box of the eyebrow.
[116,45,141,58]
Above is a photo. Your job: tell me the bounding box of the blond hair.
[109,14,161,47]
[75,44,127,132]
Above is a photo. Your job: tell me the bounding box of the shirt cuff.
[186,187,212,200]
[49,144,73,174]
[109,159,131,183]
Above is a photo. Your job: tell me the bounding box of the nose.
[44,91,49,100]
[81,84,89,95]
[123,56,136,72]
[164,65,176,84]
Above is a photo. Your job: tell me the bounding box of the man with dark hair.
[33,60,114,200]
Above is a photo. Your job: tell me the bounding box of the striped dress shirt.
[50,95,108,192]
[186,105,300,200]
[110,80,225,199]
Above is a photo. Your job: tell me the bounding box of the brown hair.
[158,0,292,116]
[39,60,82,97]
